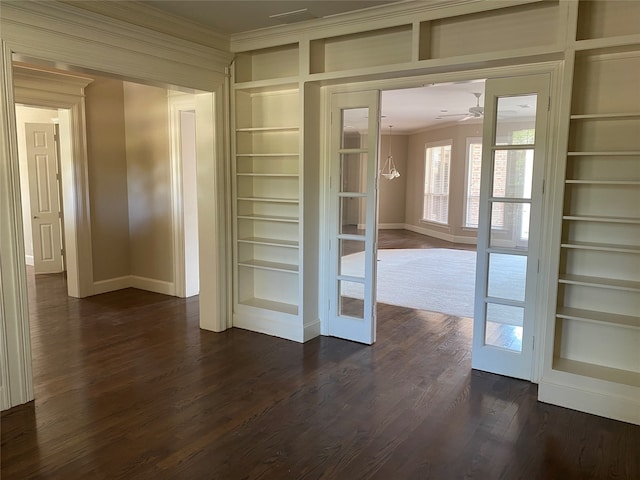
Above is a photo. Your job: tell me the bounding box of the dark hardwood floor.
[377,229,476,251]
[2,245,639,479]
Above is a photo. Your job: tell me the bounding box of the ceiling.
[380,80,487,133]
[139,0,402,34]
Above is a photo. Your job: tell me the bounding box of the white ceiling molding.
[62,0,230,52]
[230,0,543,52]
[1,1,233,90]
[12,63,94,105]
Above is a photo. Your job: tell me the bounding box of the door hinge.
[61,248,65,256]
[542,179,545,194]
[547,97,551,111]
[532,336,535,351]
[537,259,540,273]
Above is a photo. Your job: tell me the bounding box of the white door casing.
[327,90,380,345]
[472,73,550,380]
[25,122,64,274]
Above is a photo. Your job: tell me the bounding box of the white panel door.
[25,123,64,274]
[327,90,380,344]
[472,74,550,380]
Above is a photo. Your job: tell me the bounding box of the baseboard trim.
[92,276,131,295]
[93,275,175,296]
[303,318,321,342]
[538,380,640,426]
[378,223,405,230]
[403,224,477,245]
[25,255,34,266]
[234,307,305,343]
[130,276,176,296]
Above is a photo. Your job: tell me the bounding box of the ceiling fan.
[438,92,484,121]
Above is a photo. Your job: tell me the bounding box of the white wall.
[180,110,199,296]
[14,105,60,265]
[123,82,173,284]
[378,133,408,227]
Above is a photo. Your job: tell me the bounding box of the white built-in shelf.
[556,307,640,329]
[234,77,300,90]
[235,153,299,157]
[573,33,640,54]
[567,151,640,156]
[239,297,298,316]
[562,215,640,224]
[237,237,299,248]
[553,357,640,388]
[236,173,299,178]
[237,197,299,204]
[565,180,640,185]
[237,214,298,223]
[570,112,640,120]
[238,259,298,273]
[558,274,640,292]
[561,241,640,254]
[236,127,299,132]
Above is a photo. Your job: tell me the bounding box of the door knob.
[33,215,39,219]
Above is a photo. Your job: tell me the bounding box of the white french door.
[327,90,380,344]
[472,74,550,380]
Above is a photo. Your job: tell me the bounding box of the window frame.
[421,140,453,226]
[463,136,483,230]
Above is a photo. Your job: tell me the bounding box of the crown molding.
[230,0,542,52]
[3,1,233,67]
[1,1,233,88]
[60,0,230,52]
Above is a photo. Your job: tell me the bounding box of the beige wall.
[85,78,131,281]
[405,122,483,241]
[15,105,59,263]
[123,82,173,283]
[378,133,408,226]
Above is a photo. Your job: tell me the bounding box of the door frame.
[168,92,199,298]
[320,61,563,382]
[13,65,94,298]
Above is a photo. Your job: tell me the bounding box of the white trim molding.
[1,1,232,91]
[539,379,640,426]
[0,41,34,410]
[404,223,477,245]
[13,64,95,299]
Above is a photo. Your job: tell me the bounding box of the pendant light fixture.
[381,125,400,180]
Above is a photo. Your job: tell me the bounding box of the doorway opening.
[330,72,550,378]
[12,62,207,410]
[376,81,485,338]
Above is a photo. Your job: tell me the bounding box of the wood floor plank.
[2,231,639,479]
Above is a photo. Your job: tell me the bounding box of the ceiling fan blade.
[439,113,467,117]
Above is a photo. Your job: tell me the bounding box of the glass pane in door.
[495,95,537,145]
[340,196,366,235]
[341,152,367,193]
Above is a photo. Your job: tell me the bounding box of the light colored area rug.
[340,248,526,321]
